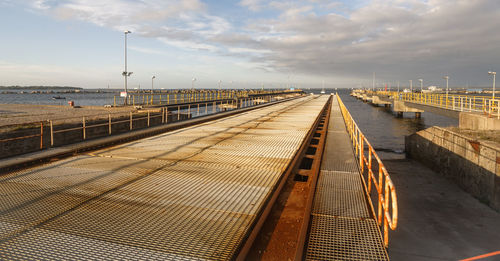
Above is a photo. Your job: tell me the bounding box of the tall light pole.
[409,80,413,92]
[192,77,196,89]
[151,76,156,94]
[123,30,132,105]
[418,79,423,92]
[397,81,400,92]
[489,71,497,100]
[218,80,222,90]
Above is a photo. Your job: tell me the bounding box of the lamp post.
[419,79,423,92]
[397,81,400,92]
[151,76,156,94]
[409,80,413,92]
[192,77,196,89]
[443,76,449,107]
[123,30,132,105]
[218,80,222,90]
[489,71,497,100]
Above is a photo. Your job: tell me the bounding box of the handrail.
[336,94,398,247]
[0,94,300,159]
[359,90,500,119]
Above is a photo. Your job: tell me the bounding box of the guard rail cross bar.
[373,90,500,119]
[337,94,398,247]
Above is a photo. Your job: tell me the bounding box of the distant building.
[422,86,442,93]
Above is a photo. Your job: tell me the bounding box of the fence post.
[147,111,150,127]
[83,116,86,140]
[197,104,200,116]
[130,112,133,130]
[206,103,208,114]
[213,101,216,113]
[49,120,54,147]
[40,121,44,149]
[188,104,191,117]
[162,107,165,123]
[114,96,116,107]
[108,114,112,135]
[165,107,169,123]
[177,106,180,121]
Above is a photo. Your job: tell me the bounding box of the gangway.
[303,95,398,260]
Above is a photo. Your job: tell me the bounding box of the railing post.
[83,116,86,140]
[147,111,150,127]
[162,108,165,123]
[40,121,44,149]
[50,120,54,147]
[130,112,133,130]
[205,103,208,114]
[197,103,200,116]
[359,134,364,172]
[108,114,112,135]
[177,106,180,121]
[378,165,383,224]
[188,104,191,117]
[165,107,169,123]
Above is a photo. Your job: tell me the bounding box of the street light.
[123,30,132,105]
[489,71,497,100]
[192,77,196,89]
[218,80,222,90]
[151,76,156,94]
[409,80,413,92]
[418,79,423,92]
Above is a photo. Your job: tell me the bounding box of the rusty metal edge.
[235,95,332,261]
[293,96,332,261]
[0,96,302,175]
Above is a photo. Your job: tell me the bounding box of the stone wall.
[405,126,500,211]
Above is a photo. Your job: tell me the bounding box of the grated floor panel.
[0,96,330,260]
[306,96,388,260]
[305,216,388,261]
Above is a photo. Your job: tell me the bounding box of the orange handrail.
[337,94,398,247]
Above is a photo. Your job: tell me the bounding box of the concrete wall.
[459,113,500,130]
[406,126,500,212]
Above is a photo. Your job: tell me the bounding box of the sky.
[0,0,499,89]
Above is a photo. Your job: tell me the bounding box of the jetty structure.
[0,91,398,260]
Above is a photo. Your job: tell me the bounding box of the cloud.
[24,0,500,86]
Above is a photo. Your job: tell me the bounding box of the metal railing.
[337,94,398,247]
[368,90,500,118]
[0,95,296,159]
[113,89,302,107]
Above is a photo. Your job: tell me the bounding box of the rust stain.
[469,140,481,154]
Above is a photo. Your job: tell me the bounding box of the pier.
[351,90,500,129]
[0,94,398,260]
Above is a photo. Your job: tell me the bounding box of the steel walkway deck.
[0,96,329,260]
[305,95,389,260]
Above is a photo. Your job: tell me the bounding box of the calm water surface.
[336,89,458,158]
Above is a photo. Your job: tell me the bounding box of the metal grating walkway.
[0,96,329,260]
[305,95,389,260]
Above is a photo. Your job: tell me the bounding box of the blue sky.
[0,0,499,89]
